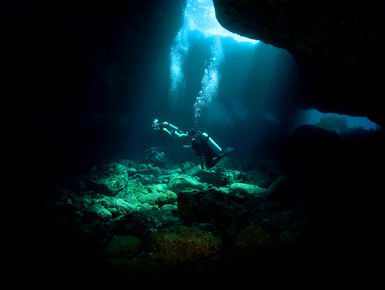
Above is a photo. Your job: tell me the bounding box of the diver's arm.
[175,131,188,138]
[182,145,192,150]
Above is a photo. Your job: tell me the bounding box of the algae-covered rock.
[86,203,112,220]
[167,174,207,193]
[131,184,177,208]
[196,168,230,187]
[223,182,266,198]
[146,184,177,203]
[177,190,245,229]
[182,161,196,172]
[130,209,182,235]
[245,169,276,188]
[115,180,148,200]
[184,165,202,177]
[105,235,143,258]
[197,167,247,187]
[85,163,130,196]
[143,147,167,167]
[101,197,137,216]
[151,226,220,265]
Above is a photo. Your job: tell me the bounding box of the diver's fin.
[218,147,235,157]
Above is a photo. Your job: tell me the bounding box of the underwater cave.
[5,0,385,287]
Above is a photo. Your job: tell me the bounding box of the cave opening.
[8,0,384,285]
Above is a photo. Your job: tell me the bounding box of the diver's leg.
[218,147,235,157]
[204,151,221,169]
[199,156,205,170]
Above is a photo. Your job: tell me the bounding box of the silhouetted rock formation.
[213,0,385,127]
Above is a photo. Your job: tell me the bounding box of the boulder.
[177,190,246,231]
[196,168,231,187]
[182,161,196,172]
[184,165,202,177]
[101,197,137,216]
[244,169,276,188]
[115,180,148,200]
[130,209,182,235]
[167,174,207,193]
[143,147,167,167]
[223,182,267,198]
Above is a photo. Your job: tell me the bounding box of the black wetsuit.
[190,131,221,169]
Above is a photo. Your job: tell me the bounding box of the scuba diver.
[184,129,235,170]
[152,119,188,138]
[152,119,234,169]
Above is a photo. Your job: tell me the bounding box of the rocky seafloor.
[41,146,311,282]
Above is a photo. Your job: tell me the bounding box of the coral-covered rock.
[151,226,220,265]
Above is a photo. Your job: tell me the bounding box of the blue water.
[169,0,259,125]
[296,109,381,131]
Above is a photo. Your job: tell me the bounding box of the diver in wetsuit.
[184,129,234,169]
[152,119,234,169]
[152,119,188,138]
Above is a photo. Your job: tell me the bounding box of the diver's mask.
[152,119,160,131]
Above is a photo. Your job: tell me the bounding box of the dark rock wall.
[213,0,385,126]
[4,0,186,196]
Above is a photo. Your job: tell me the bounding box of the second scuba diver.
[152,118,234,169]
[152,119,188,138]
